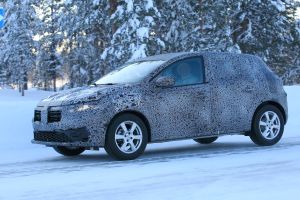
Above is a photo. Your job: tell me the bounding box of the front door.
[146,56,212,141]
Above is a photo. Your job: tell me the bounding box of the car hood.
[37,85,124,107]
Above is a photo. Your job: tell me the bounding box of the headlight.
[77,104,93,112]
[49,106,62,111]
[69,104,96,113]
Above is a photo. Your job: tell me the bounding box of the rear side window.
[158,57,205,86]
[215,56,239,81]
[213,54,249,82]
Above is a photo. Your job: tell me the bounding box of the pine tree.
[1,0,37,95]
[1,0,300,89]
[0,5,6,86]
[33,0,63,91]
[156,0,240,54]
[231,0,298,80]
[157,0,197,52]
[101,0,166,73]
[281,10,300,84]
[59,0,110,87]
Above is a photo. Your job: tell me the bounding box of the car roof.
[132,52,189,62]
[132,51,259,62]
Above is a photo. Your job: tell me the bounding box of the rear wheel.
[104,113,148,160]
[250,105,284,146]
[194,137,218,144]
[53,146,85,156]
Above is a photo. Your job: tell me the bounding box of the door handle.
[196,91,205,96]
[196,91,208,100]
[243,86,254,93]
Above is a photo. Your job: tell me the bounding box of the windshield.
[95,60,165,85]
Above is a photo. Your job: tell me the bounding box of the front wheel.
[53,146,85,156]
[250,105,284,146]
[104,114,148,160]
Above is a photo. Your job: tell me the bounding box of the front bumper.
[32,103,111,147]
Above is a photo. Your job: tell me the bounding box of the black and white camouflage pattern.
[32,52,288,147]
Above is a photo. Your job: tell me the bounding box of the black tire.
[250,105,284,146]
[53,146,85,156]
[104,113,148,160]
[194,137,218,144]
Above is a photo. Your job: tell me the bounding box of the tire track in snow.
[1,136,300,178]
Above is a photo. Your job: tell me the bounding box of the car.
[32,52,288,160]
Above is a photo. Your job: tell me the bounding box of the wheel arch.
[107,110,152,143]
[253,101,287,125]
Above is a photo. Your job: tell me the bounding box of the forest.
[0,0,299,92]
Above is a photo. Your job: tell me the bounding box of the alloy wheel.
[259,111,281,140]
[114,121,143,154]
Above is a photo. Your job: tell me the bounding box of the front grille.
[34,132,71,143]
[34,130,89,143]
[34,110,41,122]
[48,110,61,123]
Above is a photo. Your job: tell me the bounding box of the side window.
[213,55,239,82]
[158,57,205,86]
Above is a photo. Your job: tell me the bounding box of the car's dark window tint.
[158,57,205,86]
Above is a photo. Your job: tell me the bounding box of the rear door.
[210,54,256,133]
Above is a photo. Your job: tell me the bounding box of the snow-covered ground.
[0,87,300,200]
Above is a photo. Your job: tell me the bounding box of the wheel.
[250,105,284,146]
[194,137,218,144]
[53,146,85,156]
[104,113,148,160]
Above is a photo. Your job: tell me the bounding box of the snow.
[79,67,87,75]
[157,38,166,48]
[0,86,300,199]
[92,0,100,6]
[145,16,154,24]
[110,5,124,20]
[128,17,141,30]
[100,48,108,60]
[64,0,73,5]
[271,0,286,12]
[125,0,134,12]
[129,43,147,60]
[136,27,149,40]
[296,20,300,35]
[145,0,154,11]
[241,18,254,42]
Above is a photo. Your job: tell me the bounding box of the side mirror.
[155,76,175,88]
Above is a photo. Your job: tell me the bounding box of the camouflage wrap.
[32,52,288,147]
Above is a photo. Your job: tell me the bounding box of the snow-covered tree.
[0,0,300,89]
[1,0,37,95]
[156,0,197,52]
[33,0,63,91]
[231,0,298,79]
[155,0,240,54]
[59,0,111,87]
[101,0,166,72]
[0,6,6,86]
[281,16,300,84]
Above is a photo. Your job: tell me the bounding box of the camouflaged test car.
[32,52,288,160]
